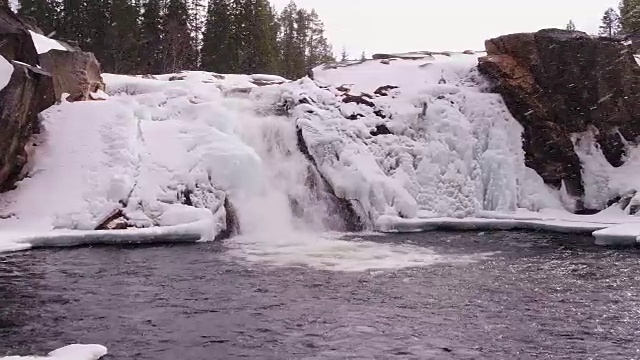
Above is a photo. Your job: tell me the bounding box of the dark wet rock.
[215,197,239,241]
[374,85,399,97]
[0,6,39,66]
[336,85,351,93]
[605,191,640,215]
[39,49,105,102]
[373,109,387,119]
[346,114,363,120]
[478,28,640,196]
[0,62,55,191]
[370,124,392,136]
[168,75,186,81]
[296,127,363,232]
[342,94,375,108]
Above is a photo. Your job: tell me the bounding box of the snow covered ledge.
[1,344,107,360]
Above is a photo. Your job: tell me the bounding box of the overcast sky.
[271,0,620,57]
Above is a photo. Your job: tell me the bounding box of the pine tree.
[17,0,59,35]
[620,0,640,35]
[104,0,141,73]
[188,0,206,67]
[161,0,196,73]
[201,0,233,72]
[278,1,298,78]
[599,8,621,37]
[340,47,348,62]
[58,0,87,45]
[565,20,576,31]
[305,9,334,69]
[140,0,164,73]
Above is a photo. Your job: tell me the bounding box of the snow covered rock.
[39,49,105,102]
[478,28,640,205]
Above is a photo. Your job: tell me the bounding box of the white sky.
[271,0,620,57]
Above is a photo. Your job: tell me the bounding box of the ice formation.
[0,344,107,360]
[1,45,640,252]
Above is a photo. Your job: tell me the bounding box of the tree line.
[566,0,640,39]
[16,0,335,79]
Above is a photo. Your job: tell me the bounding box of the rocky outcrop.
[0,5,39,65]
[0,7,56,191]
[0,58,55,191]
[478,29,640,200]
[39,49,105,102]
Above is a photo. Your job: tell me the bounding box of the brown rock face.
[478,29,640,200]
[39,49,105,101]
[0,62,55,191]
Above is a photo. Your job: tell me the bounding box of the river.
[1,231,639,359]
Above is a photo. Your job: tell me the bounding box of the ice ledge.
[377,208,640,246]
[1,343,107,360]
[0,219,212,252]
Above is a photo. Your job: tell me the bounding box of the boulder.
[0,6,39,65]
[478,29,640,198]
[0,61,55,191]
[39,49,105,102]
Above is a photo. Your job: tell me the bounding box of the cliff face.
[478,29,640,209]
[0,6,55,191]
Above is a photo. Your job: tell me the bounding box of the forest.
[16,0,335,79]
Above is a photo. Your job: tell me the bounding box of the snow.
[28,30,66,54]
[635,54,640,66]
[1,344,107,360]
[0,55,13,91]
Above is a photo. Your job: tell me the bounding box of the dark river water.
[2,231,640,359]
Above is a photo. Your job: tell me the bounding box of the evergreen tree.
[188,0,206,67]
[340,47,348,62]
[620,0,640,35]
[140,0,164,73]
[201,0,233,72]
[278,1,298,78]
[305,9,334,68]
[599,8,621,37]
[565,20,576,31]
[58,0,87,45]
[105,0,141,73]
[360,51,366,61]
[17,0,59,35]
[161,0,196,73]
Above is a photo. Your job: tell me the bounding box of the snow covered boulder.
[39,49,105,102]
[478,28,640,204]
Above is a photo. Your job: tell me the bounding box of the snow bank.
[0,55,13,91]
[1,344,107,360]
[29,30,66,54]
